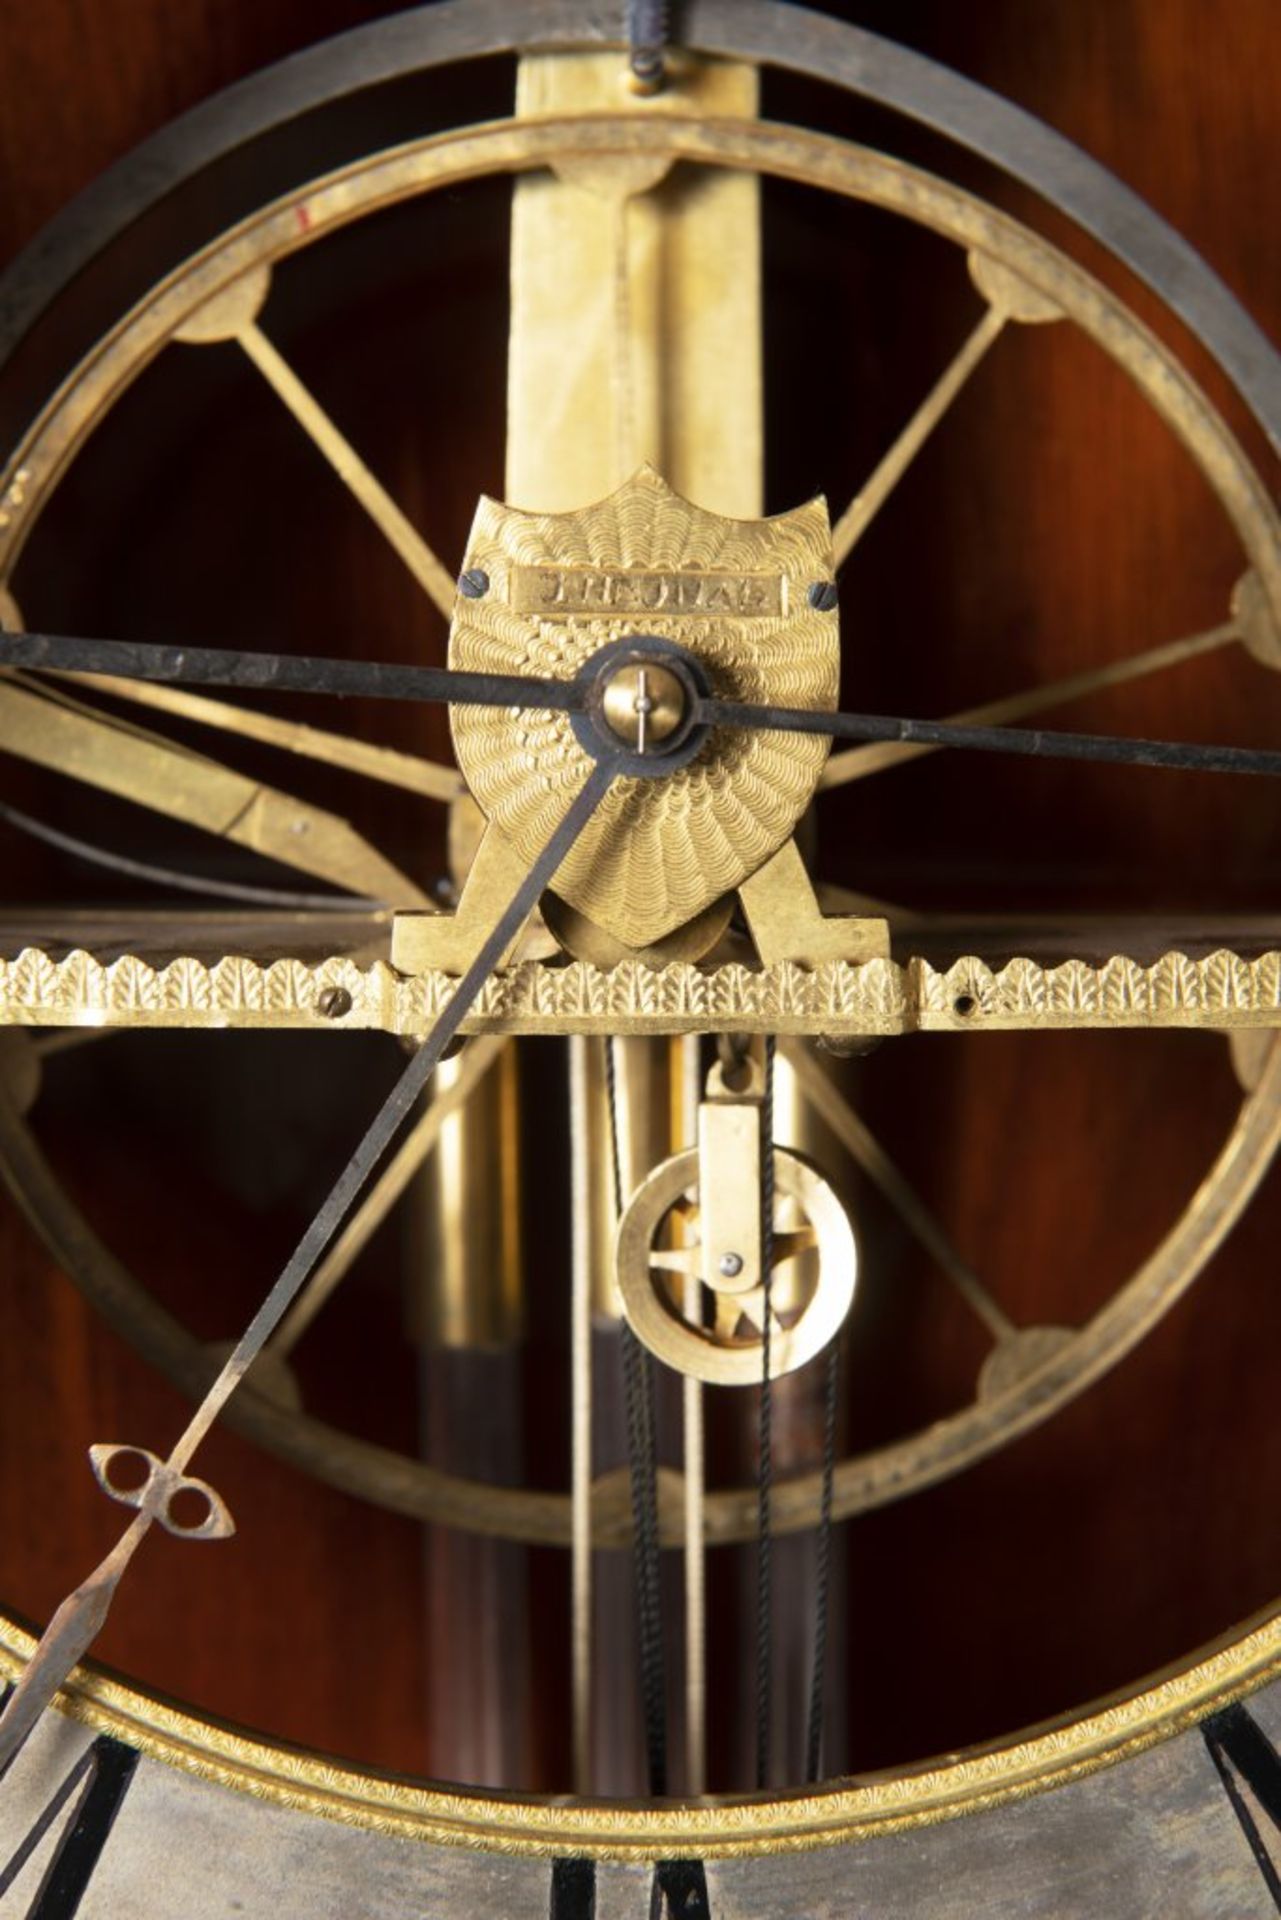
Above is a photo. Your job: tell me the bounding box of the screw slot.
[318,985,353,1019]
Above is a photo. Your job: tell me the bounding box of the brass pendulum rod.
[569,1034,595,1795]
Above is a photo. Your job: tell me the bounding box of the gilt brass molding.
[0,1601,1278,1859]
[2,946,1280,1037]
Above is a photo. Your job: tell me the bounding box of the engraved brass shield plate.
[448,467,839,948]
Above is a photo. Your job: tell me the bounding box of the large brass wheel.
[3,105,1280,1540]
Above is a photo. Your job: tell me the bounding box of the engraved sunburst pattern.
[449,466,839,948]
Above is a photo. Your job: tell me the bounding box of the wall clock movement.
[0,2,1278,1912]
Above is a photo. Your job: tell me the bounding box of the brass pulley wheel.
[616,1143,856,1385]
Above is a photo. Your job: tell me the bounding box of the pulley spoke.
[648,1246,702,1275]
[770,1226,817,1266]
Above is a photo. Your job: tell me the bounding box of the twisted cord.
[606,1039,668,1795]
[806,1337,841,1782]
[0,799,381,911]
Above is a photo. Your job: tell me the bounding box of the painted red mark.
[294,203,312,234]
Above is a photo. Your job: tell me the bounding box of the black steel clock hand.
[695,694,1281,781]
[4,627,1281,779]
[0,629,578,714]
[0,756,618,1777]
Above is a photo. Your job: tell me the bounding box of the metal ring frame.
[1,1,1275,452]
[1,108,1279,1546]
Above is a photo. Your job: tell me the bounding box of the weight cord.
[806,1338,840,1782]
[605,1039,668,1796]
[755,1035,777,1789]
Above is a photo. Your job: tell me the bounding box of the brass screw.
[318,985,353,1019]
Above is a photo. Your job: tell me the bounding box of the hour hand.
[7,628,1281,780]
[0,754,620,1777]
[0,629,576,716]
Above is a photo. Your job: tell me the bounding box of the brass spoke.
[649,1246,703,1275]
[831,303,1006,567]
[729,1285,786,1338]
[821,619,1238,789]
[780,1038,1013,1343]
[770,1226,817,1266]
[238,323,457,619]
[0,674,427,907]
[268,1035,507,1359]
[53,670,463,804]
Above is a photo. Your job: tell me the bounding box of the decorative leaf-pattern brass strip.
[0,1602,1278,1858]
[1,947,1279,1036]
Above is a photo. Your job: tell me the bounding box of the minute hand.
[699,697,1281,781]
